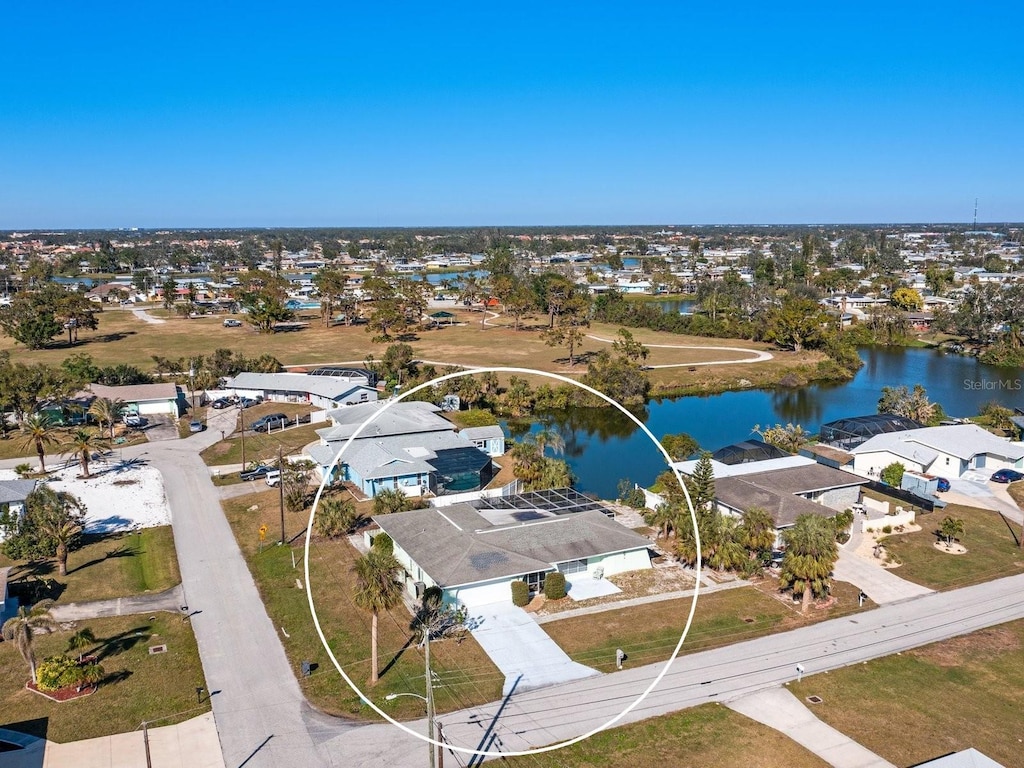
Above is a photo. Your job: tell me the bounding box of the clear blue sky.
[2,2,1021,228]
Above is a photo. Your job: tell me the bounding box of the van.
[265,469,282,487]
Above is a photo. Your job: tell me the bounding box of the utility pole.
[425,629,436,768]
[142,721,152,768]
[240,407,246,468]
[278,445,285,544]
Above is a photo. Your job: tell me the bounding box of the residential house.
[0,479,38,540]
[221,371,378,410]
[88,382,182,417]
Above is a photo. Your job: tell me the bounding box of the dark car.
[238,397,258,409]
[935,477,951,492]
[210,398,232,409]
[990,469,1023,484]
[239,464,274,481]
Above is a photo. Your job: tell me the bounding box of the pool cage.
[818,413,924,450]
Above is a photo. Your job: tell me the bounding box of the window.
[524,571,548,595]
[557,559,588,575]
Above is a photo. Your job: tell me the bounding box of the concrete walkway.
[726,687,896,768]
[50,584,186,622]
[467,601,599,695]
[0,713,223,768]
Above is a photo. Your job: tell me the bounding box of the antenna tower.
[973,198,978,229]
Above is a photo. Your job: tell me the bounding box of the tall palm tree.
[352,549,404,685]
[40,515,84,576]
[533,426,565,459]
[88,397,125,441]
[779,514,839,614]
[64,429,106,478]
[18,413,60,473]
[2,600,58,684]
[739,507,777,559]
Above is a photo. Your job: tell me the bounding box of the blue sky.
[1,2,1021,227]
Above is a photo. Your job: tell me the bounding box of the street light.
[385,684,440,768]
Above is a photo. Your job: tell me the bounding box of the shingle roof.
[459,425,505,441]
[318,401,452,442]
[0,479,36,504]
[738,464,866,494]
[89,382,178,403]
[374,505,650,587]
[714,478,834,528]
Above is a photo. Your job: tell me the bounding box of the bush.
[880,462,906,487]
[371,532,393,556]
[35,654,104,692]
[882,525,892,534]
[14,463,32,477]
[511,580,529,607]
[544,572,567,600]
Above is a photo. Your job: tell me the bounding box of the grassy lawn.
[222,490,504,721]
[1,527,181,605]
[201,421,321,468]
[0,613,209,743]
[504,703,828,768]
[543,580,872,672]
[790,619,1024,768]
[879,503,1024,589]
[0,423,148,463]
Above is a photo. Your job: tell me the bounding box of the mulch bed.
[25,681,97,702]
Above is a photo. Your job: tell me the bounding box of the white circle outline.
[303,366,702,758]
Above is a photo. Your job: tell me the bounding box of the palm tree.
[939,516,965,545]
[533,426,565,459]
[644,501,679,541]
[64,429,106,478]
[352,549,404,685]
[779,514,839,614]
[40,515,84,576]
[739,507,777,559]
[88,397,125,441]
[66,627,96,662]
[2,600,58,684]
[18,413,60,473]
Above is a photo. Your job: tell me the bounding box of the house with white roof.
[221,371,377,410]
[849,424,1024,478]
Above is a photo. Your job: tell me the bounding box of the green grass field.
[1,526,180,605]
[0,613,209,743]
[880,503,1024,589]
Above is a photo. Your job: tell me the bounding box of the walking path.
[50,584,185,622]
[726,687,896,768]
[131,308,166,324]
[585,333,775,367]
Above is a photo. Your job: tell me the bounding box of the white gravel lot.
[0,459,171,533]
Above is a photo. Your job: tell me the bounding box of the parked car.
[189,420,204,433]
[935,477,951,492]
[210,398,232,409]
[238,397,258,409]
[223,318,243,327]
[239,464,274,481]
[990,469,1023,483]
[249,413,289,432]
[123,413,145,427]
[265,469,282,487]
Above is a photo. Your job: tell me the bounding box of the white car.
[265,470,282,487]
[123,413,145,427]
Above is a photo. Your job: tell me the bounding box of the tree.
[314,496,361,539]
[281,459,317,514]
[2,600,58,684]
[373,488,412,516]
[88,397,125,441]
[239,288,294,333]
[891,287,924,311]
[880,461,906,487]
[0,295,63,349]
[66,627,96,663]
[161,278,177,309]
[533,426,565,458]
[541,292,591,366]
[660,433,700,462]
[752,423,810,453]
[1,486,87,563]
[763,296,827,352]
[364,277,409,342]
[739,507,776,559]
[40,513,83,577]
[409,585,468,646]
[644,501,680,540]
[64,429,106,478]
[924,265,954,296]
[18,413,60,473]
[686,452,716,517]
[878,384,936,423]
[938,515,965,545]
[779,514,839,613]
[352,549,404,685]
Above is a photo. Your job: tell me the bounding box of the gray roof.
[737,464,866,494]
[374,505,650,588]
[852,424,1024,462]
[309,430,489,480]
[318,401,452,442]
[715,477,835,528]
[226,372,374,401]
[915,749,1005,768]
[0,479,37,504]
[459,425,505,441]
[89,382,178,403]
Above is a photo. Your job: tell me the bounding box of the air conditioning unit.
[414,581,426,598]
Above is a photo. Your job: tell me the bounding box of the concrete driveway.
[466,601,600,695]
[834,549,934,604]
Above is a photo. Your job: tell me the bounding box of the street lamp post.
[386,635,440,768]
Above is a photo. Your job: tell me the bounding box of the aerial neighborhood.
[0,224,1021,767]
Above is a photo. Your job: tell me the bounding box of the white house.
[0,479,38,539]
[221,371,378,410]
[849,424,1024,478]
[371,498,651,607]
[88,382,182,417]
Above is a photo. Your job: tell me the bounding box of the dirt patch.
[910,627,1022,667]
[932,541,968,555]
[534,563,696,616]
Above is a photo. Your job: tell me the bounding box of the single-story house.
[848,424,1024,478]
[713,464,866,545]
[221,371,378,410]
[0,479,38,538]
[88,382,182,417]
[306,401,502,497]
[372,499,652,607]
[457,425,506,457]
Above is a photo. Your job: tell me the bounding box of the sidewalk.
[50,585,186,622]
[726,687,895,768]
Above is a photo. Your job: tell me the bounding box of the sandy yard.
[1,459,171,533]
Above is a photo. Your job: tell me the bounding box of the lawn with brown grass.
[0,613,209,743]
[221,489,504,721]
[503,702,828,768]
[879,503,1024,589]
[789,619,1024,768]
[201,421,321,468]
[1,527,180,605]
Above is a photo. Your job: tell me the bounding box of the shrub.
[544,572,567,600]
[35,654,104,692]
[880,462,906,487]
[371,532,393,556]
[882,525,892,534]
[14,463,32,477]
[511,580,529,607]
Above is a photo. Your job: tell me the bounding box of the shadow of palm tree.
[378,635,416,679]
[67,543,139,575]
[94,626,151,661]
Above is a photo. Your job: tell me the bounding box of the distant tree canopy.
[0,284,97,349]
